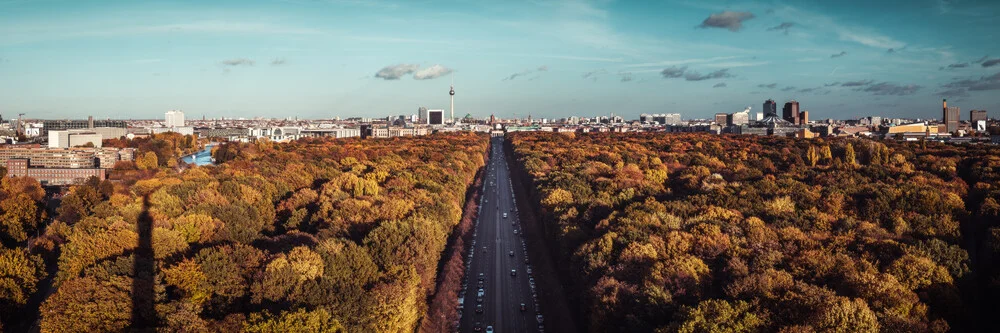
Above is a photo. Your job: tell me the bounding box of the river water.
[181,144,216,166]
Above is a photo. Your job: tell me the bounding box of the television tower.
[449,83,456,124]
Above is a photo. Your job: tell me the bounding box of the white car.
[503,213,508,218]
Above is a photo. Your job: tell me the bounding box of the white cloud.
[413,64,453,80]
[838,31,905,49]
[625,56,739,68]
[374,63,419,80]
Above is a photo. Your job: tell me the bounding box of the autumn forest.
[508,132,1000,332]
[2,131,1000,332]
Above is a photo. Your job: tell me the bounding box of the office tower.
[165,110,185,127]
[782,101,799,124]
[428,110,444,125]
[418,107,428,124]
[799,111,808,125]
[763,99,777,116]
[970,109,987,123]
[714,113,728,125]
[943,99,959,133]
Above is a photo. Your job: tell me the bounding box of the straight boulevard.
[458,136,544,333]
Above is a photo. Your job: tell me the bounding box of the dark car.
[511,269,517,276]
[509,250,514,256]
[520,303,526,311]
[474,322,482,331]
[476,304,483,313]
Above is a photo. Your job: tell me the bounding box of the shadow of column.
[131,195,155,331]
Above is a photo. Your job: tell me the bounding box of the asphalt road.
[459,136,544,333]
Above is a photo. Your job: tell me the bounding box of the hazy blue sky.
[1,0,998,120]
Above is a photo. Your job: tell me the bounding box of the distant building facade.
[1,147,135,185]
[5,159,105,186]
[714,113,728,125]
[728,109,750,126]
[41,117,126,136]
[970,109,987,123]
[165,110,185,127]
[763,99,778,117]
[428,110,444,125]
[783,101,800,124]
[943,99,960,133]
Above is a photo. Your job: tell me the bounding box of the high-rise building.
[714,113,728,125]
[943,99,959,133]
[799,111,808,125]
[782,101,799,125]
[418,107,429,124]
[428,110,444,125]
[763,99,777,117]
[970,109,987,123]
[165,110,185,127]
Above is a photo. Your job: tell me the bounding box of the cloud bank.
[375,64,419,80]
[413,64,453,80]
[699,11,755,32]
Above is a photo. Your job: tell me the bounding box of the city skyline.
[1,0,999,120]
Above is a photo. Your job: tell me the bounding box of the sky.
[0,0,998,121]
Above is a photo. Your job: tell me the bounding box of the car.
[511,269,517,276]
[502,213,508,218]
[537,314,544,323]
[474,322,482,331]
[520,303,527,311]
[477,297,483,303]
[509,250,514,256]
[478,273,484,281]
[513,229,518,234]
[525,258,529,264]
[477,289,484,297]
[475,304,483,313]
[485,326,494,333]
